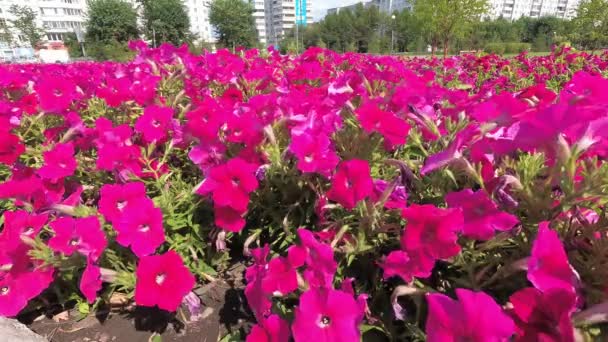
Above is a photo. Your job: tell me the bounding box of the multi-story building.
[487,0,580,20]
[262,0,313,47]
[182,0,214,43]
[252,0,267,44]
[377,0,411,13]
[0,0,87,46]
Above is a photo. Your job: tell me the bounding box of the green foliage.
[85,0,139,44]
[64,33,84,58]
[87,40,135,61]
[139,0,194,47]
[484,42,531,54]
[570,0,608,50]
[413,0,489,56]
[209,0,258,49]
[8,5,43,47]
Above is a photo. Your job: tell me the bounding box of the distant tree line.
[281,0,608,55]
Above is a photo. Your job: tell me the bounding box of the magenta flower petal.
[113,198,165,257]
[134,250,195,312]
[99,182,147,223]
[292,288,364,342]
[327,159,373,210]
[80,261,102,304]
[426,289,514,341]
[446,189,518,240]
[48,216,107,262]
[38,143,78,180]
[135,105,174,144]
[528,222,579,294]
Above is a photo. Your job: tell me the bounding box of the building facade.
[262,0,314,47]
[0,0,87,46]
[183,0,214,43]
[487,0,581,20]
[327,0,411,16]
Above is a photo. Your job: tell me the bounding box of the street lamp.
[391,14,396,54]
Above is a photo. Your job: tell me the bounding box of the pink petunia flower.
[213,205,246,232]
[292,288,364,342]
[380,249,436,282]
[80,261,102,304]
[113,198,165,257]
[98,182,148,223]
[0,131,25,166]
[289,133,340,177]
[135,105,174,144]
[48,216,107,262]
[509,287,577,342]
[356,101,410,149]
[297,229,337,288]
[446,189,519,240]
[402,204,463,261]
[0,210,48,242]
[261,246,306,296]
[38,143,78,180]
[35,76,79,113]
[426,289,515,341]
[246,314,291,342]
[371,179,408,210]
[134,250,195,312]
[326,159,373,210]
[196,157,259,212]
[528,222,579,294]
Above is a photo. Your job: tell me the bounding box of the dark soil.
[27,264,252,342]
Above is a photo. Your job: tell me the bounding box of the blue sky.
[313,0,362,20]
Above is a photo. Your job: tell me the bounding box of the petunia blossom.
[446,189,519,240]
[98,182,148,223]
[48,216,107,262]
[426,288,515,342]
[0,210,48,242]
[195,157,259,212]
[292,288,364,342]
[528,222,579,294]
[38,143,78,180]
[135,105,174,144]
[0,131,25,166]
[289,133,340,177]
[509,287,577,342]
[113,198,166,257]
[326,159,373,210]
[134,250,196,312]
[401,204,463,261]
[80,261,102,304]
[247,314,291,342]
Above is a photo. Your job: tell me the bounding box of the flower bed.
[1,43,608,341]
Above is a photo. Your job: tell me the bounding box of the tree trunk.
[443,38,449,58]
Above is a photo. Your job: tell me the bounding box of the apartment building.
[262,0,314,47]
[0,0,87,46]
[377,0,411,13]
[487,0,581,20]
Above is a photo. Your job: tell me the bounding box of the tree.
[413,0,489,57]
[209,0,258,49]
[571,0,608,50]
[0,18,13,46]
[8,5,43,47]
[86,0,139,43]
[139,0,193,47]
